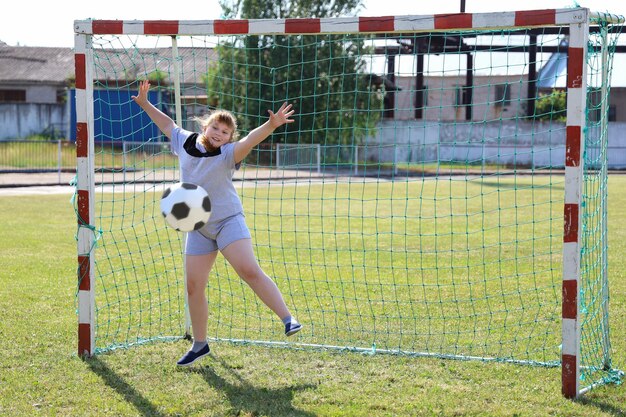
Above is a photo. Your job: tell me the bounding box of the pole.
[171,36,191,338]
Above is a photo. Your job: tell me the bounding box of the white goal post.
[276,143,321,173]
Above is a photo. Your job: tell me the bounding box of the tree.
[532,89,567,122]
[147,70,168,85]
[207,0,384,152]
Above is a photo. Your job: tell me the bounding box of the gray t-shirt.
[170,126,243,226]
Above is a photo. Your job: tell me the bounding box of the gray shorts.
[185,214,251,255]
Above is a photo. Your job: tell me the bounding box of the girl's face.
[203,121,233,148]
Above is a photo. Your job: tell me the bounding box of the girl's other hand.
[131,80,151,106]
[268,102,295,129]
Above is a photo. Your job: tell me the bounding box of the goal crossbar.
[74,9,622,36]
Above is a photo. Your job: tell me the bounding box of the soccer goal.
[74,8,623,398]
[276,143,321,173]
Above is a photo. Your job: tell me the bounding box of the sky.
[1,0,624,48]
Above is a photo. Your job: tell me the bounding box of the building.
[1,41,625,142]
[0,42,74,139]
[0,43,214,140]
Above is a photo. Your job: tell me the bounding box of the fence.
[0,140,73,171]
[0,103,68,141]
[0,140,178,186]
[2,139,626,187]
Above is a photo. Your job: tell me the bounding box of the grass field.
[0,175,625,416]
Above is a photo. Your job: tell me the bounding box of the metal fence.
[2,139,625,187]
[0,140,178,186]
[0,140,74,186]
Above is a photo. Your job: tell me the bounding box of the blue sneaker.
[285,320,302,336]
[177,344,210,367]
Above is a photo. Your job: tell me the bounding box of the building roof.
[0,43,215,86]
[0,43,74,85]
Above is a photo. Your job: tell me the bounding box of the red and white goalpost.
[74,8,622,399]
[74,41,95,359]
[560,17,587,399]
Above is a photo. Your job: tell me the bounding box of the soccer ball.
[160,182,211,232]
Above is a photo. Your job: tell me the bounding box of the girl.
[132,80,301,366]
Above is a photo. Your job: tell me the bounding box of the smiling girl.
[132,80,302,366]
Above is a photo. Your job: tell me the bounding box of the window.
[0,89,26,102]
[494,84,511,106]
[56,89,66,104]
[455,86,463,107]
[609,105,617,122]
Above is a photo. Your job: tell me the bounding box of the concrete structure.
[366,120,626,169]
[392,74,626,123]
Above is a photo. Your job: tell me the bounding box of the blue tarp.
[70,89,164,142]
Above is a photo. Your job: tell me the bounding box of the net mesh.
[74,16,623,392]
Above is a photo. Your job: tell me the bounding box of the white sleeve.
[170,125,194,156]
[223,143,241,170]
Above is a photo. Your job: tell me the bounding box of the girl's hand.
[130,79,175,139]
[131,80,151,106]
[268,102,295,129]
[233,102,296,163]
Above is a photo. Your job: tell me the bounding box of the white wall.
[393,75,626,123]
[0,103,66,140]
[366,120,626,169]
[393,75,528,122]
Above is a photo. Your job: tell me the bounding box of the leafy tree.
[147,70,168,85]
[533,89,567,122]
[208,0,384,151]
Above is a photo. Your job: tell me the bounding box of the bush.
[533,89,567,121]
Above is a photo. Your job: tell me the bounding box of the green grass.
[0,176,625,416]
[92,174,567,362]
[0,141,177,170]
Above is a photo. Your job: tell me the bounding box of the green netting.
[579,16,624,390]
[75,15,623,394]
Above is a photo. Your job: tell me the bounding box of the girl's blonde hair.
[194,109,239,143]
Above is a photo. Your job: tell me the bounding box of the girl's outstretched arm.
[131,80,175,139]
[234,102,295,164]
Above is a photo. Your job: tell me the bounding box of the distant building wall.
[393,75,529,122]
[366,120,626,169]
[610,89,626,121]
[0,103,67,140]
[0,83,63,104]
[393,75,626,123]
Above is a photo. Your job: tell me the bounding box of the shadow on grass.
[578,396,626,417]
[85,356,166,417]
[475,179,564,190]
[191,354,317,417]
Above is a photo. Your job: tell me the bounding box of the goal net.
[73,9,623,398]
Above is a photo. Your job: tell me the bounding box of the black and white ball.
[160,182,211,232]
